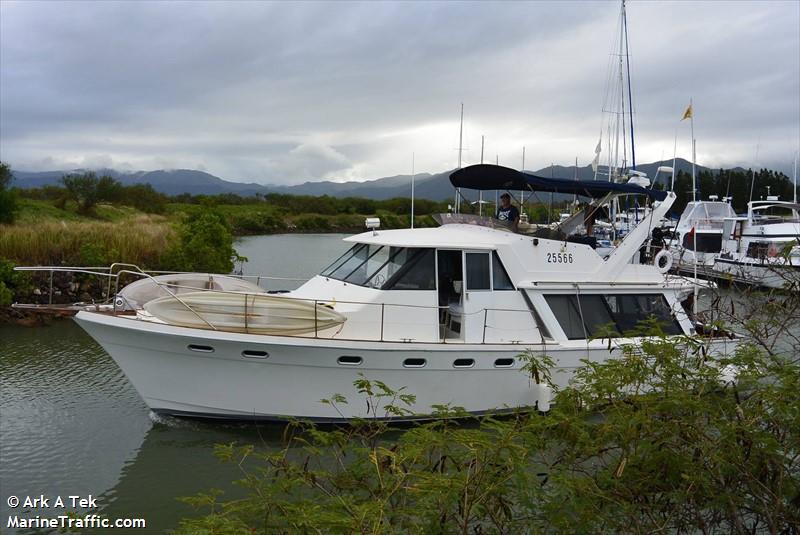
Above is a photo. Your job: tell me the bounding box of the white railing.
[14,263,308,306]
[14,264,547,345]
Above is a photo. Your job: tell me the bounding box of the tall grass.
[0,215,175,267]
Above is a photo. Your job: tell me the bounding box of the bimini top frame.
[450,164,668,202]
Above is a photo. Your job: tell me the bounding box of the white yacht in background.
[713,198,800,289]
[70,165,737,422]
[669,197,737,277]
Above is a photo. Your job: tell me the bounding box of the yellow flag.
[681,104,693,121]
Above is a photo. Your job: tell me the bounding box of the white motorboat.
[713,198,800,289]
[71,165,737,421]
[669,198,737,276]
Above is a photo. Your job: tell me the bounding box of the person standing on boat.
[496,193,520,232]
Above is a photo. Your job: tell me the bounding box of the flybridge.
[449,164,668,202]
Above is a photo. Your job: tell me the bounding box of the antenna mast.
[410,153,415,229]
[479,136,485,216]
[455,103,464,213]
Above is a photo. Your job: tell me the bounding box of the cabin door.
[461,251,496,343]
[437,250,462,307]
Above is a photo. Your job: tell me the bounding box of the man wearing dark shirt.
[495,193,519,232]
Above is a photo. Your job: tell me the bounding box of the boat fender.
[536,383,552,412]
[654,249,672,273]
[718,364,739,385]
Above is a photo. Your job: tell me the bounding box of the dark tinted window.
[682,233,722,253]
[325,245,437,290]
[466,253,490,290]
[546,293,682,340]
[746,241,770,260]
[383,248,436,290]
[545,295,587,339]
[577,295,617,336]
[492,252,514,290]
[328,244,375,280]
[321,244,366,277]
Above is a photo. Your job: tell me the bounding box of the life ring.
[654,249,672,273]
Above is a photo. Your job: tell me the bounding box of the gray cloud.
[1,0,798,185]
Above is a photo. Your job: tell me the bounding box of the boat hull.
[713,257,800,290]
[74,311,738,421]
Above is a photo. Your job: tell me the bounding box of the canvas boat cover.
[449,164,668,202]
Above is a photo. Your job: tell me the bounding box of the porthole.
[453,358,475,368]
[337,355,363,366]
[494,358,515,368]
[403,358,426,368]
[187,344,214,353]
[242,350,269,359]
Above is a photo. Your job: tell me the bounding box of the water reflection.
[99,415,288,534]
[1,321,291,534]
[0,322,149,533]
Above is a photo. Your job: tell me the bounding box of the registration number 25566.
[546,252,574,264]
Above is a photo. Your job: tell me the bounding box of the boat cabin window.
[681,233,722,253]
[545,293,682,340]
[466,253,491,290]
[492,252,514,290]
[324,243,371,280]
[322,244,435,290]
[746,241,771,260]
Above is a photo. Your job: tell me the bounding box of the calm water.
[235,233,350,290]
[0,234,349,534]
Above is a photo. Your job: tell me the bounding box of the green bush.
[0,259,32,305]
[230,210,286,234]
[162,210,238,273]
[293,213,330,232]
[61,172,103,214]
[176,333,799,533]
[0,161,18,224]
[0,189,17,225]
[331,213,363,231]
[120,183,167,214]
[76,242,120,267]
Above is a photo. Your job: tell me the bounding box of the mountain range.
[10,159,737,201]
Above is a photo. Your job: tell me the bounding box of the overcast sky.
[1,0,798,185]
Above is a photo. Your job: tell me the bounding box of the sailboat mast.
[618,5,628,173]
[622,0,636,169]
[573,156,578,205]
[521,146,525,213]
[690,98,696,202]
[793,151,797,204]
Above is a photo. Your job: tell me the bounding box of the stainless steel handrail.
[15,264,550,344]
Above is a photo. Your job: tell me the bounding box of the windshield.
[321,244,435,290]
[680,202,736,223]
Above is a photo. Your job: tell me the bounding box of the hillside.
[11,159,736,201]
